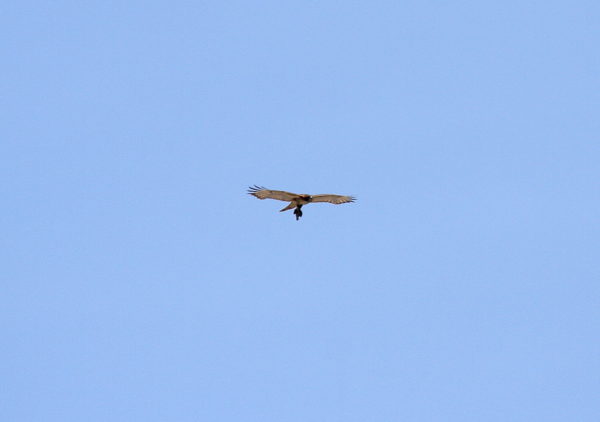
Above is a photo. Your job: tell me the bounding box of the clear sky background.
[3,1,599,421]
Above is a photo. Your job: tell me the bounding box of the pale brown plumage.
[247,185,356,220]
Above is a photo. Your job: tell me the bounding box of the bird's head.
[301,194,312,201]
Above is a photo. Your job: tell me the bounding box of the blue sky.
[3,1,599,420]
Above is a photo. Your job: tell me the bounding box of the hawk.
[247,185,356,220]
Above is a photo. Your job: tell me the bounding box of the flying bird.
[247,185,356,220]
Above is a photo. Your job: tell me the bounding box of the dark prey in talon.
[247,185,356,221]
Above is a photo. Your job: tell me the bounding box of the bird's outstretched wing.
[311,194,356,204]
[247,185,300,202]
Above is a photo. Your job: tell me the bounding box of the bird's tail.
[279,202,295,212]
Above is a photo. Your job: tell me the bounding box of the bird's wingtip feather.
[247,185,267,195]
